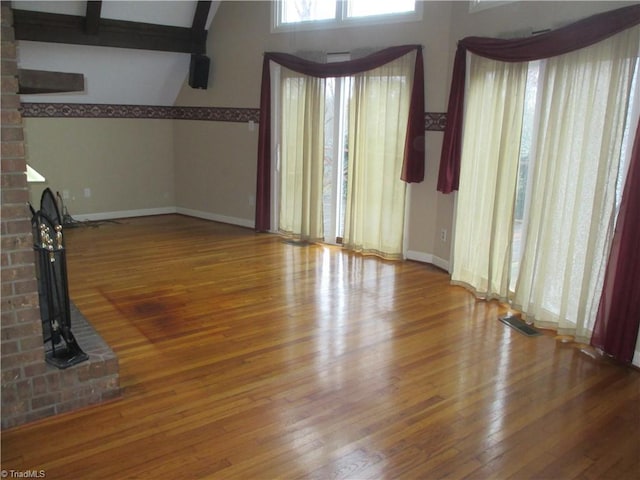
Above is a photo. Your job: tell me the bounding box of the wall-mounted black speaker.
[189,54,210,89]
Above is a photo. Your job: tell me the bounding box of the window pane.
[347,0,415,18]
[281,0,336,23]
[616,57,639,209]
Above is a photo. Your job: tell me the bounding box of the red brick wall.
[1,2,48,428]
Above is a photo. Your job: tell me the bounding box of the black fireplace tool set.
[30,188,88,369]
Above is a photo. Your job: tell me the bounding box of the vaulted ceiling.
[13,1,219,105]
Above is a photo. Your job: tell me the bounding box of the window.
[271,50,418,258]
[347,0,416,18]
[273,0,421,32]
[322,54,352,244]
[468,0,518,13]
[451,28,639,338]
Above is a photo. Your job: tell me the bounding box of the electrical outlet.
[62,190,70,199]
[84,188,91,198]
[440,228,447,243]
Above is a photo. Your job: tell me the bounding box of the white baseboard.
[72,207,177,222]
[406,250,450,272]
[70,210,442,266]
[71,206,255,229]
[176,207,255,229]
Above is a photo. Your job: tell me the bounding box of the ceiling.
[14,1,219,105]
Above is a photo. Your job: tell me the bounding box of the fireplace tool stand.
[32,188,88,369]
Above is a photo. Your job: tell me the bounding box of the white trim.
[406,250,450,273]
[431,255,450,273]
[402,184,411,259]
[469,0,517,13]
[73,207,255,230]
[72,206,450,272]
[175,207,255,229]
[271,63,281,234]
[634,327,640,368]
[450,190,458,275]
[72,207,176,221]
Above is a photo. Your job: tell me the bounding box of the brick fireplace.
[1,3,119,430]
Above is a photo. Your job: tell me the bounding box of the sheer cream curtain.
[513,27,640,339]
[452,26,639,341]
[279,68,325,241]
[343,52,415,259]
[451,55,528,297]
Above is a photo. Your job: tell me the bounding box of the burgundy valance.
[437,4,640,194]
[256,45,425,232]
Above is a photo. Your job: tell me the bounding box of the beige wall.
[174,0,630,266]
[175,0,456,264]
[449,0,635,40]
[25,118,175,217]
[21,1,633,265]
[173,120,258,224]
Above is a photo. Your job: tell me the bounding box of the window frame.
[271,0,423,33]
[468,1,518,13]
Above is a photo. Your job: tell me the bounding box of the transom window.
[273,0,421,32]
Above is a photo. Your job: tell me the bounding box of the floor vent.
[499,314,542,337]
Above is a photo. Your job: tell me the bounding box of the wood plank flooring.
[2,214,639,479]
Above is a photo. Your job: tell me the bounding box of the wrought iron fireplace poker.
[31,188,88,369]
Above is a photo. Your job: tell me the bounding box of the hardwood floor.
[2,214,639,479]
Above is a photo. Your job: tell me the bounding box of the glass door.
[322,75,352,244]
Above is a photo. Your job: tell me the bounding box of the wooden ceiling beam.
[192,1,211,35]
[84,1,102,35]
[190,1,211,55]
[18,69,84,95]
[12,8,206,55]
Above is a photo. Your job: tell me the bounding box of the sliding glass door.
[451,27,640,338]
[322,75,351,244]
[272,51,415,259]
